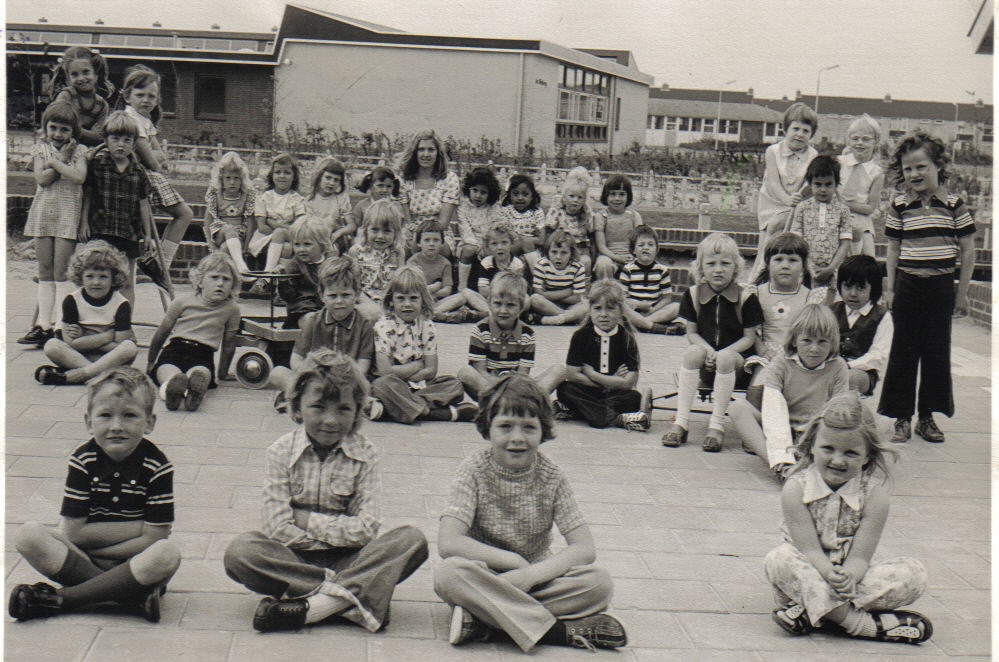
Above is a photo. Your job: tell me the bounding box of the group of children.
[11,47,976,650]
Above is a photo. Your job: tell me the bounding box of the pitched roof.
[647,98,782,122]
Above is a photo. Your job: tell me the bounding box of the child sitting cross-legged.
[618,225,680,333]
[224,349,429,632]
[406,220,454,304]
[434,374,628,653]
[36,240,138,386]
[555,280,652,431]
[268,255,375,414]
[10,367,180,623]
[529,229,588,326]
[765,391,931,645]
[369,267,477,423]
[458,271,565,401]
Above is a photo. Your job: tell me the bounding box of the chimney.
[883,94,892,103]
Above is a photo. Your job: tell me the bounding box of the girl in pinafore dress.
[18,102,89,348]
[764,391,932,645]
[205,151,256,274]
[47,46,115,147]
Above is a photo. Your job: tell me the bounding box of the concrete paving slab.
[4,272,990,660]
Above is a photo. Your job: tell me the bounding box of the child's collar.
[788,353,832,371]
[488,316,522,340]
[801,464,863,508]
[593,323,620,338]
[778,141,810,158]
[845,300,874,317]
[698,281,740,305]
[289,426,370,464]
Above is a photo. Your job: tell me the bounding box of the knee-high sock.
[159,239,180,268]
[55,280,74,324]
[37,280,56,330]
[59,560,147,608]
[224,237,249,272]
[264,242,284,272]
[675,367,700,430]
[709,370,737,431]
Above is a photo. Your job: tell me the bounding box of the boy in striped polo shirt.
[459,272,565,401]
[878,131,976,444]
[530,230,588,326]
[9,367,180,623]
[618,225,680,332]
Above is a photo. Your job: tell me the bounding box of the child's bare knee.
[714,349,742,373]
[682,345,708,369]
[137,539,181,580]
[15,521,52,556]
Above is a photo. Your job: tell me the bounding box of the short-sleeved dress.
[594,208,642,259]
[123,106,184,209]
[764,466,927,624]
[25,140,88,240]
[250,189,308,255]
[399,171,461,248]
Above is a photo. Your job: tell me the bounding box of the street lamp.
[952,101,960,160]
[965,90,977,155]
[814,64,839,116]
[715,79,736,150]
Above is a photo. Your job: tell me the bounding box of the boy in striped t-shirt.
[618,225,680,332]
[9,368,180,623]
[529,230,588,326]
[877,131,976,444]
[459,272,565,401]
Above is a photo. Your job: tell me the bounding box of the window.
[678,117,690,131]
[158,69,177,116]
[666,117,678,131]
[556,63,611,142]
[195,75,225,119]
[615,98,621,131]
[690,118,701,131]
[647,115,655,129]
[655,115,664,130]
[702,118,715,133]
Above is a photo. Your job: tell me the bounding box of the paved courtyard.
[4,271,992,660]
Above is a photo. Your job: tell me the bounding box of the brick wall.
[158,63,273,147]
[966,281,992,325]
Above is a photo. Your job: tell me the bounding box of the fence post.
[698,202,712,230]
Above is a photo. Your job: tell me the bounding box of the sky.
[4,0,995,104]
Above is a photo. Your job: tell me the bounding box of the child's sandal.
[661,425,688,447]
[702,430,724,453]
[772,604,812,636]
[870,610,933,644]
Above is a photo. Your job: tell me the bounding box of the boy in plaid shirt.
[224,349,427,632]
[79,111,154,303]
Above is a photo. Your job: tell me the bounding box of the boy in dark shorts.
[10,367,180,623]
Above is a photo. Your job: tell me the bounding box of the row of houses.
[6,2,992,156]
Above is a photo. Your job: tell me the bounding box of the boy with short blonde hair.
[10,367,180,623]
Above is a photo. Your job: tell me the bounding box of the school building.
[645,86,994,152]
[5,2,653,156]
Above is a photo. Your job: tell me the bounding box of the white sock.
[675,367,700,430]
[160,239,179,268]
[224,237,249,272]
[304,590,351,624]
[709,370,737,432]
[56,280,74,319]
[158,381,170,401]
[37,280,56,330]
[839,606,877,637]
[264,242,284,272]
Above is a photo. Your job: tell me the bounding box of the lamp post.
[952,101,960,160]
[814,64,839,116]
[965,90,977,155]
[715,79,736,150]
